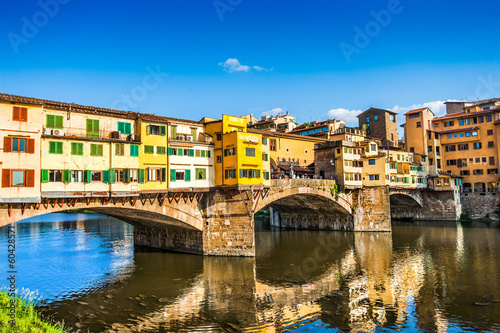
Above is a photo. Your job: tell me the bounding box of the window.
[429,158,434,166]
[12,107,28,122]
[127,169,139,182]
[487,129,493,135]
[482,157,487,163]
[48,170,63,182]
[115,143,125,156]
[488,141,495,148]
[457,159,467,168]
[191,128,197,140]
[446,160,457,166]
[368,159,375,165]
[437,159,441,169]
[486,115,492,122]
[409,114,419,119]
[144,145,154,154]
[147,125,166,135]
[471,131,478,136]
[49,141,63,154]
[46,114,63,129]
[390,114,395,122]
[12,138,26,152]
[262,137,268,145]
[224,147,237,156]
[478,116,484,123]
[490,156,495,165]
[473,142,482,150]
[474,169,483,175]
[447,134,452,139]
[90,144,103,156]
[91,171,102,182]
[170,126,177,139]
[460,133,465,138]
[12,170,25,186]
[240,169,261,178]
[262,153,268,161]
[115,169,125,182]
[3,137,34,154]
[246,148,255,157]
[148,168,166,182]
[370,144,377,152]
[457,144,468,151]
[70,170,83,182]
[369,175,379,181]
[86,119,100,139]
[434,123,440,128]
[416,122,422,127]
[435,133,440,139]
[71,142,84,155]
[465,118,470,125]
[475,157,480,163]
[216,133,222,141]
[224,169,236,179]
[157,146,166,155]
[488,169,498,174]
[117,122,132,134]
[366,116,370,123]
[446,145,456,152]
[459,119,464,126]
[130,144,139,157]
[195,168,207,180]
[314,128,321,134]
[270,139,277,151]
[460,170,470,176]
[374,115,378,121]
[428,146,432,152]
[217,155,222,163]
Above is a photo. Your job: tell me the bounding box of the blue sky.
[1,0,500,133]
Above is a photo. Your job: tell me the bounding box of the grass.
[0,291,67,333]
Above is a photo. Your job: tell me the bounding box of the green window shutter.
[109,168,115,183]
[103,170,110,183]
[170,169,176,182]
[185,169,191,182]
[49,141,56,154]
[124,169,130,183]
[46,115,54,128]
[86,119,99,139]
[257,170,261,178]
[161,168,166,182]
[207,151,211,158]
[130,145,139,157]
[41,169,49,183]
[55,115,63,129]
[118,122,124,133]
[191,128,197,139]
[178,148,182,155]
[189,149,194,157]
[171,126,177,138]
[97,145,103,156]
[160,126,166,136]
[201,150,206,158]
[84,170,91,183]
[240,169,244,178]
[168,147,173,155]
[62,170,70,183]
[57,142,63,154]
[139,169,145,183]
[90,144,96,156]
[146,125,151,135]
[71,142,77,155]
[125,123,131,134]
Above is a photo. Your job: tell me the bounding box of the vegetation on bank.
[61,209,98,214]
[0,292,67,333]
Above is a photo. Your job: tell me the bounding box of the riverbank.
[0,292,67,333]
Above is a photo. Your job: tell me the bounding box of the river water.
[1,213,499,332]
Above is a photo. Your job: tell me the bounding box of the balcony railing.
[42,127,140,142]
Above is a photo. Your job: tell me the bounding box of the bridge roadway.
[0,180,460,256]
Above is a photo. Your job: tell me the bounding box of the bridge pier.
[352,186,392,231]
[273,211,353,230]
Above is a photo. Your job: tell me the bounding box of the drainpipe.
[166,122,170,190]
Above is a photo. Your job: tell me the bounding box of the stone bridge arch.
[389,188,423,208]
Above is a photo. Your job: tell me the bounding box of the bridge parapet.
[270,179,337,188]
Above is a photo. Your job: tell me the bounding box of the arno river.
[1,213,499,332]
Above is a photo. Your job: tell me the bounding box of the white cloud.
[219,58,271,73]
[325,108,363,126]
[261,107,285,117]
[390,101,447,117]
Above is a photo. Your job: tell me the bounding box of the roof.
[436,126,479,135]
[404,107,434,116]
[434,108,497,121]
[247,128,326,142]
[0,92,200,124]
[357,107,398,117]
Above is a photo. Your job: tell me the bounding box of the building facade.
[357,107,399,147]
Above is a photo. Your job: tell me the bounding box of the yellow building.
[0,94,42,203]
[314,140,362,187]
[361,141,388,186]
[204,115,263,188]
[137,114,169,191]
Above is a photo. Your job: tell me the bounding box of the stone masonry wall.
[203,190,255,256]
[278,212,353,230]
[352,186,391,231]
[461,192,500,219]
[134,224,203,254]
[391,190,461,221]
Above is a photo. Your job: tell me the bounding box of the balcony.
[42,127,140,142]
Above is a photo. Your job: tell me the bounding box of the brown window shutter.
[26,169,35,187]
[20,108,28,121]
[13,107,20,121]
[2,169,11,187]
[27,138,35,154]
[4,136,12,152]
